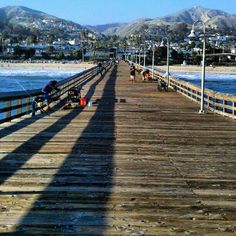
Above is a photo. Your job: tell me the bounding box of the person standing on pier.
[42,80,60,111]
[97,62,104,76]
[130,63,136,83]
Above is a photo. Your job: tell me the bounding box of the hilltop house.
[68,38,80,46]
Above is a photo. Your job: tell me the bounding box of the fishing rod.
[13,78,47,115]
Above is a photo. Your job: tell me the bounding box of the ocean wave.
[0,68,85,93]
[0,68,83,77]
[172,72,236,81]
[170,72,236,94]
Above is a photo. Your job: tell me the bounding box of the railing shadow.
[11,65,117,235]
[0,71,108,186]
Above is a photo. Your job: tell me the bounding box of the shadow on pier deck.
[0,62,236,235]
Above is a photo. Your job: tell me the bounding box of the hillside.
[86,23,128,34]
[104,6,236,37]
[0,6,84,36]
[153,6,229,25]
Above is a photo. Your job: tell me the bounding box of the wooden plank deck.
[0,62,236,235]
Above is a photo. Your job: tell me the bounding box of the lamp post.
[161,37,170,88]
[1,37,5,56]
[143,45,146,68]
[138,49,141,65]
[152,44,155,80]
[80,31,85,63]
[188,20,206,113]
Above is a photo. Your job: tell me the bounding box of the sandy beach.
[0,62,95,70]
[1,62,236,74]
[157,65,236,74]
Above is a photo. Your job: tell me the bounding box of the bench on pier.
[157,79,168,91]
[67,86,82,102]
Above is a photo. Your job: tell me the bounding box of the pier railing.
[155,69,236,119]
[134,62,236,119]
[0,66,97,123]
[168,75,236,119]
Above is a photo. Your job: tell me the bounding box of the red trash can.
[80,97,87,107]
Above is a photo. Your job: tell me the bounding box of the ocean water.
[1,68,236,95]
[171,72,236,95]
[0,68,83,93]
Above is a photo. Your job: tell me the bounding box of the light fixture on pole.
[152,44,155,80]
[80,30,86,63]
[138,49,141,65]
[188,20,206,114]
[161,37,170,88]
[1,37,4,56]
[143,45,146,68]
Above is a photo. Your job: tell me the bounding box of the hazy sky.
[0,0,236,25]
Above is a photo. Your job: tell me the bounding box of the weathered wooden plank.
[0,62,236,235]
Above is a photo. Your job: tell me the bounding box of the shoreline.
[156,65,236,74]
[1,62,236,74]
[0,62,95,70]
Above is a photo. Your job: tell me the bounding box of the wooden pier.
[0,62,236,235]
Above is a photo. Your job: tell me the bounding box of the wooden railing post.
[17,98,22,116]
[6,101,11,120]
[25,97,31,114]
[232,101,234,116]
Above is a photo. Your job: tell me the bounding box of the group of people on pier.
[37,61,108,112]
[129,63,151,83]
[38,61,153,113]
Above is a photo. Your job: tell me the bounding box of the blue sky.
[0,0,236,25]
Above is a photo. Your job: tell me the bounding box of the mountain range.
[0,6,236,38]
[90,6,236,37]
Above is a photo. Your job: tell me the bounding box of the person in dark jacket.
[130,63,136,83]
[97,62,104,76]
[42,80,60,110]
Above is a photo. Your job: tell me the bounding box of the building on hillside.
[92,47,115,61]
[231,46,236,54]
[68,38,80,45]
